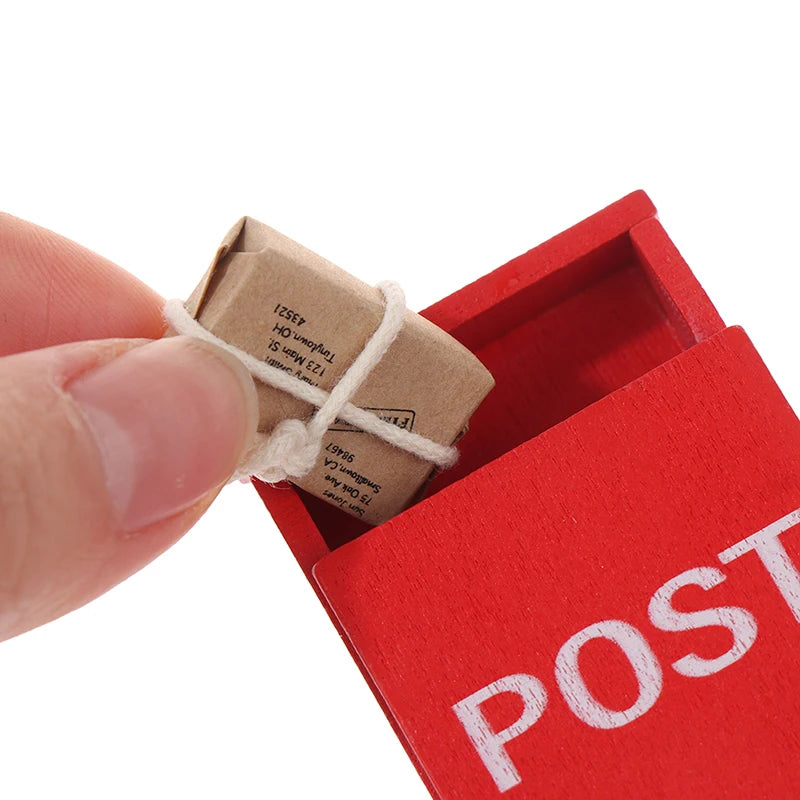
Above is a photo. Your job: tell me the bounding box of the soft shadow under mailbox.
[257,192,800,799]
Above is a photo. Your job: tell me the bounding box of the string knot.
[238,419,321,483]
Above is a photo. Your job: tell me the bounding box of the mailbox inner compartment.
[272,216,723,550]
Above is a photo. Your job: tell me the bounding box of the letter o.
[554,619,663,729]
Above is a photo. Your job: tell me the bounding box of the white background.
[1,2,798,798]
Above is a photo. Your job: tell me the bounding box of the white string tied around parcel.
[163,281,458,485]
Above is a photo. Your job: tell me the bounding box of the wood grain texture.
[256,191,799,798]
[315,327,800,798]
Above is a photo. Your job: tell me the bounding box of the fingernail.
[69,336,258,532]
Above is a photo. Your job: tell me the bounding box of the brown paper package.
[186,218,495,525]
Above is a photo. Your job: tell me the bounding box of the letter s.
[648,566,757,678]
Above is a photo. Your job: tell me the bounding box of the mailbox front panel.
[314,327,800,799]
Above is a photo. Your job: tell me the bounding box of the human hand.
[0,214,258,641]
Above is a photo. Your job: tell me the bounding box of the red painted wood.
[629,216,724,346]
[427,259,691,495]
[259,190,722,550]
[422,190,657,348]
[314,326,800,798]
[256,192,799,798]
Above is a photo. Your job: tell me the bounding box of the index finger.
[0,213,165,357]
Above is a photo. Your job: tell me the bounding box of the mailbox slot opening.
[425,231,701,497]
[272,221,722,551]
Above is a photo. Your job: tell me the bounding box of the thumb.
[0,335,258,641]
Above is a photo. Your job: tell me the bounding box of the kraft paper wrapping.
[186,218,494,524]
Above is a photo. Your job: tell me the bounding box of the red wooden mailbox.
[255,191,800,798]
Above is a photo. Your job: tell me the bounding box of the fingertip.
[0,213,166,355]
[68,336,259,532]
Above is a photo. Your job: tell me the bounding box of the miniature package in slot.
[183,217,495,525]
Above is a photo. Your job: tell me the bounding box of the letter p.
[452,674,548,793]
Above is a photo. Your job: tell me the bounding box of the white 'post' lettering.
[648,566,758,677]
[718,507,800,622]
[554,619,662,729]
[452,674,548,793]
